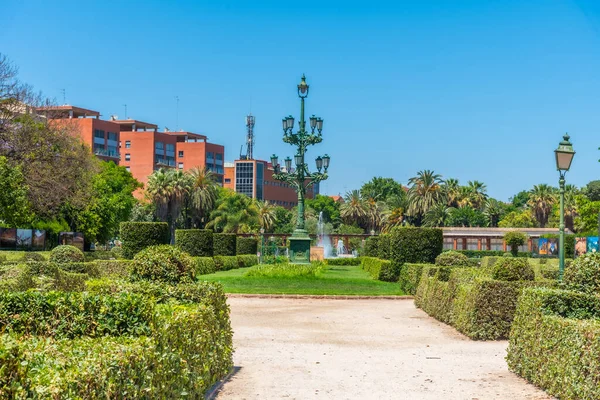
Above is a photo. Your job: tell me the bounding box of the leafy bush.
[398,263,429,295]
[92,260,132,278]
[389,227,443,267]
[131,245,195,283]
[110,246,124,259]
[363,236,379,257]
[492,257,535,281]
[564,252,600,294]
[213,233,237,256]
[325,257,362,266]
[214,256,239,271]
[120,222,170,259]
[175,229,213,257]
[0,254,6,263]
[504,231,527,257]
[377,234,391,260]
[245,263,324,278]
[236,237,258,255]
[262,255,289,264]
[237,255,259,268]
[49,245,85,263]
[20,253,46,262]
[507,288,600,399]
[83,251,113,261]
[195,257,217,275]
[435,251,469,267]
[540,266,559,280]
[361,257,399,282]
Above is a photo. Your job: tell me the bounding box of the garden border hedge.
[120,222,170,259]
[236,237,258,255]
[175,229,213,257]
[361,257,399,282]
[213,233,237,256]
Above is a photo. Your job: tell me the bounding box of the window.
[125,141,131,148]
[125,153,130,161]
[178,163,184,169]
[216,153,223,165]
[107,132,117,142]
[93,129,105,145]
[125,167,131,172]
[255,162,264,200]
[178,150,184,158]
[155,142,164,153]
[235,162,254,198]
[225,178,231,183]
[166,143,175,156]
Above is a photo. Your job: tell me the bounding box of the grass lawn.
[198,265,405,296]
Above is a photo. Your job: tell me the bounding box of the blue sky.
[2,0,600,201]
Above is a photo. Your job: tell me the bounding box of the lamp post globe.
[555,133,575,281]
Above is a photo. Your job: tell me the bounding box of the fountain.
[336,239,346,256]
[317,211,333,258]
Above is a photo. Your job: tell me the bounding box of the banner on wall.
[587,237,599,254]
[575,237,587,257]
[59,232,84,251]
[538,238,549,255]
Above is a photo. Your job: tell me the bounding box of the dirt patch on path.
[215,298,552,400]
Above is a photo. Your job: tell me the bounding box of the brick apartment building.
[224,159,318,208]
[163,130,225,181]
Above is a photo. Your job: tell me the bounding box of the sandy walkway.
[215,298,552,400]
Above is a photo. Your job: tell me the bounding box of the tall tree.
[206,190,259,233]
[407,170,445,224]
[256,200,276,232]
[527,184,556,228]
[188,167,219,228]
[306,194,341,227]
[0,156,33,227]
[467,180,488,210]
[423,203,453,227]
[360,177,404,202]
[443,178,461,207]
[483,198,504,227]
[340,190,367,225]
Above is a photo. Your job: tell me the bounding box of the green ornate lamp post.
[555,133,575,280]
[271,75,330,263]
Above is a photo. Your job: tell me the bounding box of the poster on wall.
[575,237,587,257]
[16,229,32,249]
[587,237,599,253]
[0,228,17,249]
[531,239,539,254]
[32,230,46,251]
[59,232,84,251]
[547,238,558,256]
[538,238,549,255]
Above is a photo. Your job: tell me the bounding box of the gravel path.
[215,298,552,400]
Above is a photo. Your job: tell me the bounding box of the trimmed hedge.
[377,234,391,260]
[389,227,443,266]
[564,252,600,294]
[92,260,133,278]
[325,257,362,266]
[361,257,399,282]
[49,245,85,263]
[20,253,46,262]
[398,263,429,295]
[237,255,259,268]
[435,251,469,267]
[132,245,195,283]
[175,229,213,257]
[213,233,237,256]
[236,237,258,255]
[214,256,239,271]
[120,222,170,259]
[195,257,217,275]
[507,288,600,399]
[363,236,379,258]
[0,263,88,292]
[492,257,535,282]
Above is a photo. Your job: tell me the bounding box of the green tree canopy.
[306,194,341,226]
[584,180,600,202]
[360,177,404,202]
[498,210,536,228]
[0,156,33,227]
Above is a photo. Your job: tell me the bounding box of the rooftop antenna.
[60,89,66,105]
[123,104,127,119]
[175,96,179,131]
[245,114,255,160]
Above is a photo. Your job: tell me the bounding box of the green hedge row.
[390,228,443,266]
[451,250,531,258]
[363,236,379,258]
[236,237,258,255]
[0,263,89,292]
[361,257,399,282]
[325,257,362,266]
[120,222,170,259]
[398,263,429,295]
[378,234,391,260]
[415,264,553,340]
[507,288,600,399]
[213,233,237,256]
[175,229,213,257]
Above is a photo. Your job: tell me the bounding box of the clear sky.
[2,0,600,201]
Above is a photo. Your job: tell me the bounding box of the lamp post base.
[289,234,311,264]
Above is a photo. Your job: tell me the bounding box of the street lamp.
[555,133,575,280]
[270,74,330,263]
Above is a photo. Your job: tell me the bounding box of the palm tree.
[206,191,260,233]
[443,178,461,207]
[456,186,473,208]
[564,184,579,233]
[527,184,557,228]
[188,167,219,228]
[256,200,276,232]
[484,198,504,227]
[407,170,445,223]
[383,207,405,232]
[340,190,367,225]
[146,168,192,243]
[467,180,488,210]
[423,203,454,227]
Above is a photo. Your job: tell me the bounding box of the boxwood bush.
[435,251,469,267]
[131,245,195,283]
[20,253,46,262]
[507,288,600,399]
[214,256,239,271]
[236,237,258,255]
[175,229,213,257]
[49,245,85,263]
[564,252,600,294]
[363,236,380,258]
[492,257,535,281]
[195,257,217,275]
[389,227,443,266]
[120,222,170,259]
[325,257,362,266]
[92,260,133,278]
[377,234,391,260]
[213,233,237,256]
[398,263,429,295]
[237,255,259,268]
[361,257,399,282]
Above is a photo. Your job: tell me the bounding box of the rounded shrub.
[20,252,46,262]
[213,233,237,256]
[503,252,513,258]
[49,245,85,263]
[389,227,443,265]
[236,237,258,255]
[564,252,600,294]
[175,229,213,257]
[120,222,170,259]
[132,245,195,283]
[110,246,123,259]
[492,257,534,281]
[435,251,469,267]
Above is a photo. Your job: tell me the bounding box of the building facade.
[224,159,318,208]
[164,130,225,184]
[441,227,572,252]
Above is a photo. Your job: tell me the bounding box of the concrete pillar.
[453,238,458,250]
[477,238,482,250]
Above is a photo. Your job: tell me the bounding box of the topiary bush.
[325,257,362,266]
[175,229,213,257]
[236,255,259,268]
[213,233,237,256]
[398,263,429,295]
[214,256,239,271]
[363,236,380,258]
[504,231,527,257]
[435,251,469,267]
[20,253,46,262]
[236,237,258,255]
[49,245,85,264]
[389,227,443,266]
[120,222,170,259]
[492,257,534,281]
[131,245,195,283]
[195,257,217,275]
[110,246,124,259]
[361,257,399,282]
[377,234,391,260]
[564,252,600,294]
[92,260,133,278]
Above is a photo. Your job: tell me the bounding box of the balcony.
[94,148,120,159]
[155,156,176,167]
